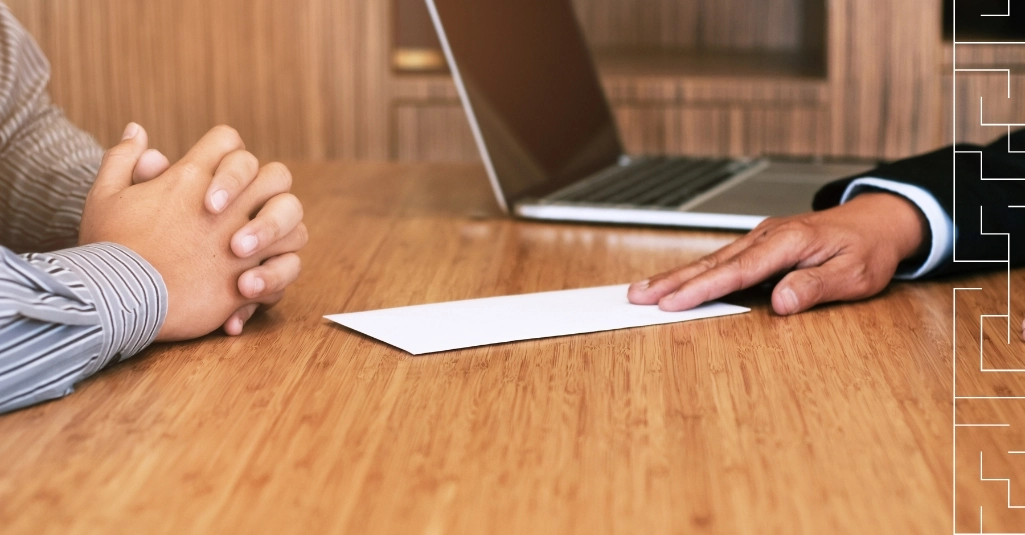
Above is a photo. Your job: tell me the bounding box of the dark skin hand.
[627,193,931,316]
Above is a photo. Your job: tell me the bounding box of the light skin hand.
[80,123,308,341]
[627,193,930,316]
[129,128,307,335]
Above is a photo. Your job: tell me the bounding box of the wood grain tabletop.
[0,162,1021,534]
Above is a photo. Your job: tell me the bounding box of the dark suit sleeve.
[812,129,1025,277]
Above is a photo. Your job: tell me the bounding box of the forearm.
[0,243,166,414]
[0,102,103,252]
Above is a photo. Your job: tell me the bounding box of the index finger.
[174,125,246,177]
[655,233,809,312]
[627,233,756,305]
[627,216,789,305]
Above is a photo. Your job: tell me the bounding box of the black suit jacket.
[813,129,1025,277]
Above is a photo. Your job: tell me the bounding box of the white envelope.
[325,284,750,355]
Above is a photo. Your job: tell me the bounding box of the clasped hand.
[79,124,308,341]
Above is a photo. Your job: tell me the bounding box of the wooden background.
[6,0,392,162]
[569,0,814,51]
[4,0,1011,163]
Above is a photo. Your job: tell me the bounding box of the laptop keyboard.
[544,157,752,208]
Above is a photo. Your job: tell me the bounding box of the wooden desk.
[0,162,1022,534]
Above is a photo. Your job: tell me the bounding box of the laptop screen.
[428,0,624,205]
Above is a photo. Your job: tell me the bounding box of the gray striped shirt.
[0,4,168,413]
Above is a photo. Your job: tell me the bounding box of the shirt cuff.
[839,178,953,280]
[44,242,167,375]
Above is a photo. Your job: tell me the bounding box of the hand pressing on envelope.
[627,192,930,316]
[79,124,307,340]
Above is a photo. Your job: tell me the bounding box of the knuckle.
[777,219,812,234]
[209,125,245,154]
[260,217,282,240]
[848,264,878,296]
[281,194,304,220]
[240,151,260,175]
[222,170,246,192]
[225,170,244,190]
[178,161,204,180]
[262,162,293,190]
[775,221,813,245]
[695,255,719,272]
[279,255,303,283]
[103,145,136,162]
[262,266,283,288]
[217,152,260,192]
[730,254,756,274]
[294,223,310,248]
[752,217,778,233]
[720,258,748,286]
[212,124,242,144]
[803,271,825,297]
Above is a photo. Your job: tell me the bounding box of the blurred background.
[6,0,1024,164]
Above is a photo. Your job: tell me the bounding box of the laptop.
[425,0,867,231]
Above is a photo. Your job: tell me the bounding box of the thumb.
[132,148,171,184]
[771,257,878,316]
[92,123,149,198]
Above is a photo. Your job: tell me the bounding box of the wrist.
[847,192,930,261]
[46,243,168,369]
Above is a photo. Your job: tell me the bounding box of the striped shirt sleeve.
[0,242,167,413]
[0,3,105,254]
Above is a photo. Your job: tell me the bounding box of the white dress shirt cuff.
[839,178,953,280]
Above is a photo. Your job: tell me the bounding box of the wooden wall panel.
[389,101,830,163]
[827,0,944,159]
[6,0,390,162]
[571,0,815,52]
[941,44,1025,147]
[393,104,478,162]
[4,0,955,163]
[614,105,828,157]
[942,73,1025,147]
[396,0,948,161]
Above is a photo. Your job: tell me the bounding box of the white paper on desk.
[324,284,749,355]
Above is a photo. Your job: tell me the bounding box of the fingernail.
[634,279,650,290]
[122,123,140,140]
[239,235,258,255]
[210,190,229,212]
[248,276,265,297]
[780,287,799,315]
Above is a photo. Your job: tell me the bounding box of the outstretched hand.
[127,126,306,336]
[627,193,930,315]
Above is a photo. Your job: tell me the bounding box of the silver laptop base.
[514,156,771,231]
[514,202,767,231]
